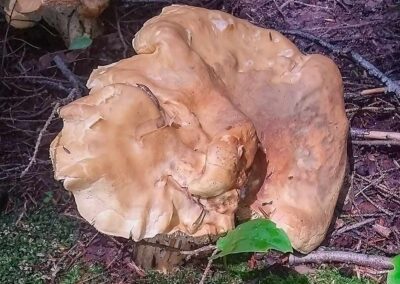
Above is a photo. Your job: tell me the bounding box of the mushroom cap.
[51,5,348,252]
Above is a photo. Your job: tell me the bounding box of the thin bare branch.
[334,218,375,235]
[20,88,78,178]
[351,128,400,141]
[136,239,216,256]
[352,140,400,146]
[53,55,86,90]
[289,250,393,270]
[199,249,218,284]
[361,87,386,96]
[19,102,59,178]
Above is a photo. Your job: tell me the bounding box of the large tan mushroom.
[50,4,348,261]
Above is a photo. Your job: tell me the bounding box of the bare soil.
[0,0,399,283]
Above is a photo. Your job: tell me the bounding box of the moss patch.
[142,266,375,284]
[308,268,375,284]
[0,204,377,284]
[60,263,107,284]
[0,205,77,283]
[137,264,375,284]
[141,257,376,284]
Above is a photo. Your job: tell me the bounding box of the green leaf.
[388,255,400,284]
[69,35,93,50]
[212,219,293,259]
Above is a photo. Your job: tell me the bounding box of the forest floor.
[0,0,399,283]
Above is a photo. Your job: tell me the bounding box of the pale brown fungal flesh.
[50,5,348,254]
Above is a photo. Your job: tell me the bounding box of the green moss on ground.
[143,265,375,284]
[60,263,107,284]
[0,203,77,283]
[0,202,377,284]
[142,254,375,284]
[308,269,375,284]
[143,268,308,284]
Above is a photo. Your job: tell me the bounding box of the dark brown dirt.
[1,0,399,283]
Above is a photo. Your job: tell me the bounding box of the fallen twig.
[273,0,286,20]
[282,30,400,97]
[19,102,59,178]
[356,173,400,203]
[350,127,400,146]
[199,249,218,284]
[352,140,400,147]
[53,55,86,90]
[20,88,78,178]
[354,175,385,197]
[360,191,394,216]
[346,106,396,113]
[334,218,375,235]
[15,199,27,225]
[181,244,217,256]
[351,128,400,141]
[289,250,393,270]
[136,240,216,257]
[361,87,386,96]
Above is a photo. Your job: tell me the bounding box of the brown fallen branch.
[361,87,386,96]
[281,30,400,98]
[346,106,396,113]
[351,128,400,141]
[289,251,393,270]
[350,127,400,147]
